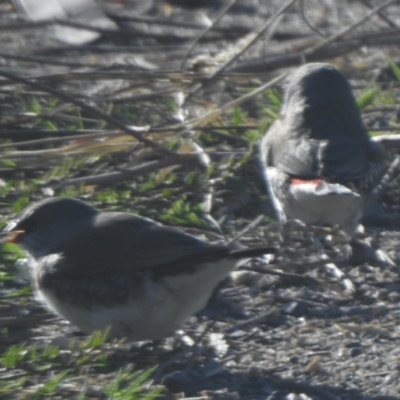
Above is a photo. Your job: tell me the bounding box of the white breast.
[31,256,241,340]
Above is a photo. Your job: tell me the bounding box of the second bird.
[260,63,386,236]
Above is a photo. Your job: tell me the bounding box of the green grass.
[0,332,160,400]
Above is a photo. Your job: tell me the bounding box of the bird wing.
[261,119,321,178]
[262,117,373,183]
[59,212,229,276]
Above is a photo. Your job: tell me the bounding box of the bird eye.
[19,217,38,234]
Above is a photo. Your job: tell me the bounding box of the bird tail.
[229,246,277,259]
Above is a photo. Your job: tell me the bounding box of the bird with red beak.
[260,63,386,237]
[3,197,276,340]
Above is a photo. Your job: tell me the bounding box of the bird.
[4,197,276,341]
[260,63,386,237]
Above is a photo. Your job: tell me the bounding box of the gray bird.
[4,197,276,340]
[260,63,386,236]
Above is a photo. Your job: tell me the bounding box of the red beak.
[0,230,25,244]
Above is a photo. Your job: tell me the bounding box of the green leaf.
[232,107,243,125]
[388,58,400,82]
[266,88,282,107]
[1,159,17,168]
[2,242,25,259]
[161,188,172,197]
[356,87,380,110]
[12,197,30,213]
[31,369,70,397]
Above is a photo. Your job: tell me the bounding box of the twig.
[185,72,288,130]
[225,307,280,333]
[0,70,182,87]
[58,157,200,188]
[240,266,323,287]
[99,13,231,32]
[188,0,298,97]
[368,126,400,133]
[0,68,173,155]
[0,125,258,140]
[359,0,399,29]
[180,0,238,70]
[229,28,400,73]
[262,258,346,270]
[55,149,250,188]
[373,133,400,149]
[303,0,400,57]
[0,131,120,150]
[367,155,400,204]
[208,0,298,81]
[299,0,326,38]
[0,51,94,68]
[226,214,265,246]
[0,18,116,35]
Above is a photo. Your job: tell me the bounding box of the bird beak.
[1,221,25,243]
[4,230,25,243]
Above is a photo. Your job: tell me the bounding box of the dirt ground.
[2,1,400,399]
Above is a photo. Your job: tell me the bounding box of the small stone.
[350,347,362,357]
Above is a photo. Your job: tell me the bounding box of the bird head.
[4,197,98,259]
